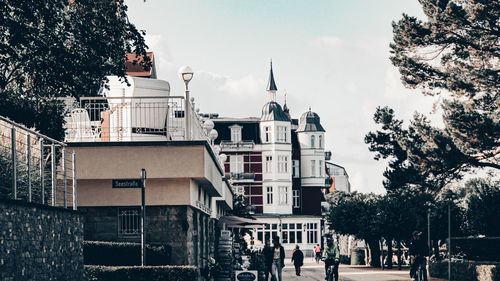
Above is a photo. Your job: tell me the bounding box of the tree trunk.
[366,239,381,267]
[396,240,402,270]
[386,238,393,269]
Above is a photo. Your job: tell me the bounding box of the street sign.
[112,179,143,188]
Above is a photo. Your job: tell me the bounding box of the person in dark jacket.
[262,240,273,281]
[291,245,304,276]
[409,231,428,281]
[271,236,285,281]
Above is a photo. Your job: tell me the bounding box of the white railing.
[64,96,210,143]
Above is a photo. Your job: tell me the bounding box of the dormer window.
[311,135,316,148]
[230,125,242,143]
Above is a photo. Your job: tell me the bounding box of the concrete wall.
[0,199,84,281]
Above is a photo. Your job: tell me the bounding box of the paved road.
[281,261,445,281]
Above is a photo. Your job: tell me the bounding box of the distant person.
[271,236,285,281]
[263,240,273,280]
[409,231,428,281]
[291,245,304,276]
[314,244,322,263]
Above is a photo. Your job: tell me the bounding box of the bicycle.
[411,256,427,281]
[321,257,338,281]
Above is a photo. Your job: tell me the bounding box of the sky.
[125,0,441,194]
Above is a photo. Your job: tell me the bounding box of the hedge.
[452,237,500,262]
[84,241,171,266]
[85,265,197,281]
[430,260,500,281]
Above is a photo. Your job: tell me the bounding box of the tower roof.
[261,101,290,122]
[296,108,325,132]
[266,60,278,92]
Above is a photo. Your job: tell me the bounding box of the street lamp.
[178,66,194,140]
[445,189,454,281]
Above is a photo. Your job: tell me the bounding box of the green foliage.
[0,0,150,139]
[452,238,500,262]
[462,178,500,236]
[83,241,172,266]
[367,0,499,193]
[85,265,198,281]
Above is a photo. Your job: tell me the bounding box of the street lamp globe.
[178,65,194,84]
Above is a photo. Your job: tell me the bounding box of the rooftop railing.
[64,96,210,143]
[0,116,77,209]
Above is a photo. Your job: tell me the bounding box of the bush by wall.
[430,261,500,281]
[83,241,171,266]
[85,265,197,281]
[452,237,500,262]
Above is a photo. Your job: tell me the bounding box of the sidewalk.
[297,260,446,281]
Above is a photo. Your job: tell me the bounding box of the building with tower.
[210,62,330,254]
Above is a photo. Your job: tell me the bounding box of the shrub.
[83,241,171,266]
[452,237,500,262]
[85,265,197,281]
[429,261,500,281]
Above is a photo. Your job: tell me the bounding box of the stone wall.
[430,260,500,281]
[0,198,84,281]
[80,205,212,266]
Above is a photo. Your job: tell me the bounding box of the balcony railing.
[226,172,255,181]
[219,140,255,151]
[64,96,210,143]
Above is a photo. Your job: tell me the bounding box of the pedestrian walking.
[314,244,322,263]
[271,236,285,281]
[263,240,273,281]
[291,245,304,276]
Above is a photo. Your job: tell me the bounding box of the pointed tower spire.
[266,59,278,93]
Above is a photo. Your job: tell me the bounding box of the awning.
[218,215,267,228]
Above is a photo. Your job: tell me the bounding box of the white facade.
[260,120,292,214]
[253,216,322,252]
[297,131,326,187]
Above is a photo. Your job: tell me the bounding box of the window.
[255,224,278,244]
[279,223,302,244]
[292,160,300,178]
[277,126,287,142]
[118,208,140,237]
[266,186,273,204]
[319,160,323,177]
[265,156,273,173]
[230,125,242,143]
[306,223,318,244]
[293,190,300,208]
[278,186,288,205]
[311,135,316,148]
[311,160,316,177]
[318,135,323,148]
[264,126,271,143]
[230,155,243,174]
[278,156,288,173]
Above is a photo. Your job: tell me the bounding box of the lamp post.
[178,66,194,140]
[445,189,454,281]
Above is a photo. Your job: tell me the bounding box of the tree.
[327,192,384,267]
[462,178,500,236]
[0,0,150,139]
[384,0,500,178]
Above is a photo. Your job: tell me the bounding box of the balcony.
[219,140,255,152]
[63,96,210,143]
[225,172,256,182]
